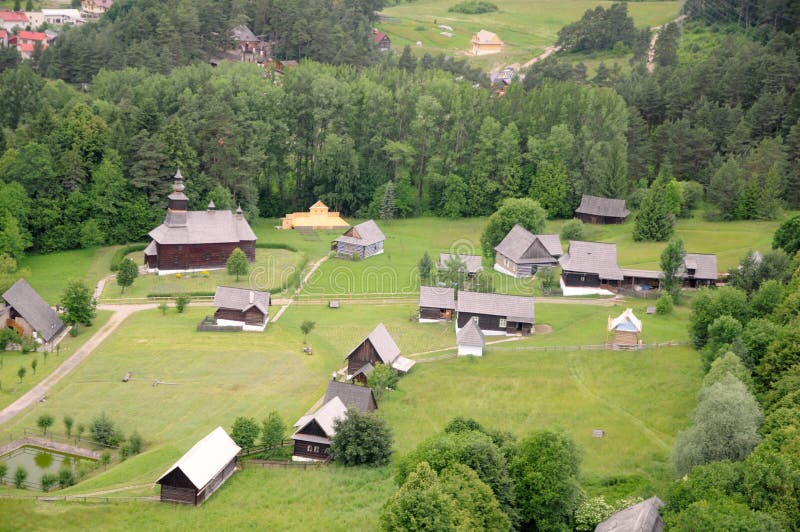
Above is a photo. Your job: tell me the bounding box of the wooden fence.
[0,494,158,503]
[241,459,326,470]
[236,440,293,458]
[492,340,689,353]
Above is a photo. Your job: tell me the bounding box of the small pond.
[0,446,95,490]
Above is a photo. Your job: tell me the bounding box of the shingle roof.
[213,286,270,314]
[457,291,535,323]
[438,254,483,274]
[419,286,456,309]
[575,195,630,219]
[335,220,385,247]
[679,253,717,281]
[156,427,241,490]
[144,240,157,256]
[345,323,400,365]
[2,279,65,342]
[495,224,562,263]
[620,268,663,280]
[293,397,348,439]
[595,496,664,532]
[149,209,257,245]
[559,241,624,281]
[323,381,376,412]
[457,319,485,347]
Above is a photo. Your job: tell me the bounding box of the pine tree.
[379,181,396,221]
[633,168,675,241]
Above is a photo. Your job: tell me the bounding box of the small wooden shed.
[457,319,486,357]
[607,308,642,347]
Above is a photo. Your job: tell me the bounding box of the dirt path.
[647,14,688,72]
[271,255,330,323]
[497,45,562,80]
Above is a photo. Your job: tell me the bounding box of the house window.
[499,318,507,328]
[472,316,479,324]
[307,445,313,452]
[313,446,319,453]
[580,275,585,282]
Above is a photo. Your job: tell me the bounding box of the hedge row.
[110,243,148,271]
[255,242,299,252]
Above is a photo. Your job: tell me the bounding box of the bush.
[121,431,143,460]
[175,294,190,313]
[231,416,260,450]
[90,412,122,447]
[448,1,498,14]
[330,408,393,466]
[560,219,585,241]
[656,293,674,314]
[57,468,76,488]
[14,466,27,488]
[40,473,58,492]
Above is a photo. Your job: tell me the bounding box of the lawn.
[378,0,680,68]
[0,311,112,411]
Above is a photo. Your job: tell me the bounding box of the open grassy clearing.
[378,0,679,68]
[0,311,113,411]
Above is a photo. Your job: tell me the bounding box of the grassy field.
[378,0,680,68]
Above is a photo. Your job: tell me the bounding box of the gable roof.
[595,496,664,532]
[2,279,65,342]
[575,195,630,219]
[346,323,400,365]
[495,224,562,263]
[457,291,535,323]
[156,427,241,490]
[149,209,257,245]
[0,12,29,23]
[310,200,328,209]
[438,254,483,274]
[679,253,717,281]
[231,24,259,42]
[373,31,389,43]
[213,286,270,314]
[324,380,377,412]
[15,31,47,41]
[293,396,348,439]
[559,241,624,280]
[419,286,456,310]
[335,220,385,247]
[608,308,642,333]
[457,319,485,347]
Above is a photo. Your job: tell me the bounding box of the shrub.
[448,1,498,14]
[121,431,143,460]
[40,473,58,492]
[14,466,27,488]
[231,417,260,450]
[560,219,585,242]
[57,468,76,488]
[175,294,190,313]
[656,293,673,314]
[90,412,122,447]
[330,408,393,466]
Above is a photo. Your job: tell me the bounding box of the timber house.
[144,169,257,273]
[574,194,630,224]
[324,379,378,412]
[291,396,347,461]
[345,323,415,382]
[1,279,65,344]
[621,253,718,290]
[213,286,270,331]
[494,224,562,277]
[438,254,483,277]
[156,427,241,505]
[456,291,535,336]
[559,241,624,296]
[332,220,385,259]
[418,286,456,322]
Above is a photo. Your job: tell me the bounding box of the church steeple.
[165,168,189,227]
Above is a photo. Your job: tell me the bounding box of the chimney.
[235,205,244,220]
[207,200,216,214]
[249,291,254,304]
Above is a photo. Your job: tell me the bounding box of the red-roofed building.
[373,29,390,52]
[9,30,47,58]
[0,11,29,31]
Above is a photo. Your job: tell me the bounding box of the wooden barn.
[438,254,483,277]
[559,241,624,296]
[324,379,378,412]
[291,396,347,461]
[596,496,664,532]
[456,291,535,336]
[418,286,456,322]
[679,253,718,288]
[575,195,630,224]
[1,279,65,344]
[145,169,257,274]
[213,286,270,331]
[156,427,241,505]
[607,308,642,348]
[345,323,415,382]
[332,220,385,259]
[494,224,562,277]
[457,319,486,356]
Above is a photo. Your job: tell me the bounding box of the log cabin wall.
[347,340,379,374]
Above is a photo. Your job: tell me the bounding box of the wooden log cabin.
[679,253,718,288]
[213,286,270,331]
[456,291,535,336]
[144,169,257,273]
[494,224,562,277]
[324,379,378,412]
[344,323,415,383]
[558,241,624,296]
[332,220,385,259]
[418,286,456,322]
[291,396,347,461]
[438,254,483,277]
[156,427,241,505]
[1,279,65,344]
[574,195,630,224]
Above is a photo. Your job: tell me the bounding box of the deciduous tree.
[226,247,249,281]
[481,198,547,259]
[116,258,139,294]
[330,407,393,466]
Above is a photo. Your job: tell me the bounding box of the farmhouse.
[418,286,456,322]
[81,0,113,16]
[494,224,562,277]
[345,323,415,382]
[679,253,718,288]
[559,241,623,296]
[373,29,391,51]
[438,254,483,277]
[144,169,257,274]
[324,379,377,412]
[291,396,347,461]
[155,427,240,505]
[280,201,349,230]
[471,29,504,55]
[456,291,535,336]
[457,318,486,356]
[213,286,270,331]
[607,308,642,348]
[0,11,28,31]
[332,219,385,259]
[575,194,630,224]
[10,31,48,59]
[1,278,65,344]
[595,496,664,532]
